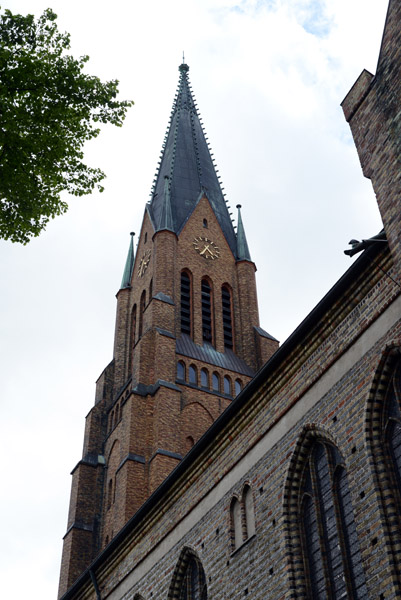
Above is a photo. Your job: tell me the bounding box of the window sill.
[230,533,256,557]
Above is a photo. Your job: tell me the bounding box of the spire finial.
[236,204,251,261]
[120,232,136,289]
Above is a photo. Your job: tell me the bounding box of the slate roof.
[148,63,237,256]
[176,334,255,376]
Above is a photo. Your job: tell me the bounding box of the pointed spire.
[120,232,135,289]
[157,176,174,232]
[148,63,237,255]
[236,205,251,261]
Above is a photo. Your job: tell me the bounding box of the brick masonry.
[59,3,401,598]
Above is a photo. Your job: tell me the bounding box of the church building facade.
[59,1,401,598]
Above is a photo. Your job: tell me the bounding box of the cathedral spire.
[148,63,237,255]
[120,231,135,289]
[236,204,251,261]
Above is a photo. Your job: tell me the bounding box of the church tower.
[58,63,278,598]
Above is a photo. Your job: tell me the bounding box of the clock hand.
[200,244,210,255]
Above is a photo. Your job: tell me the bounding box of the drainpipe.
[89,569,101,600]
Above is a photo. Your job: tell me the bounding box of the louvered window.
[301,442,367,598]
[178,556,207,600]
[181,272,191,336]
[222,285,233,349]
[201,279,213,343]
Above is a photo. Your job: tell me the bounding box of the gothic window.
[243,485,255,538]
[189,364,197,385]
[177,361,186,381]
[222,285,233,350]
[201,368,209,388]
[129,304,136,371]
[107,479,113,510]
[224,375,231,396]
[203,218,208,228]
[181,271,192,336]
[230,497,242,550]
[149,278,153,301]
[212,372,220,392]
[383,359,401,498]
[300,441,367,599]
[138,291,146,338]
[175,554,207,600]
[110,410,114,431]
[201,278,213,344]
[235,379,242,396]
[230,485,255,551]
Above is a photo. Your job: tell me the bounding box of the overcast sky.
[0,0,389,597]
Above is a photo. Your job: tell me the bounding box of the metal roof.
[176,334,254,376]
[148,63,237,256]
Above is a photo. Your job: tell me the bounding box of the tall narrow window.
[189,365,197,385]
[138,291,146,338]
[129,304,137,371]
[181,271,191,336]
[230,497,243,550]
[222,285,233,349]
[201,368,209,388]
[171,552,207,600]
[235,379,242,396]
[300,441,367,598]
[212,372,220,392]
[201,279,213,344]
[224,375,231,396]
[149,278,153,301]
[177,361,185,381]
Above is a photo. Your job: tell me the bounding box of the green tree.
[0,8,132,243]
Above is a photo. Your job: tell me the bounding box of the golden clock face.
[138,249,151,277]
[193,236,220,260]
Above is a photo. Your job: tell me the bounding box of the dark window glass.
[224,375,231,396]
[139,291,146,338]
[212,372,220,392]
[300,442,368,599]
[201,279,213,343]
[235,379,242,395]
[178,556,207,600]
[177,361,185,381]
[189,365,197,385]
[201,368,209,388]
[181,272,191,336]
[222,286,233,349]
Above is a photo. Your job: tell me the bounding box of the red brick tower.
[58,62,278,597]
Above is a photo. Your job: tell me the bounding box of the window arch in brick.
[168,548,207,600]
[201,278,213,344]
[177,361,186,381]
[243,484,255,538]
[212,372,220,392]
[284,427,367,599]
[129,304,137,371]
[230,496,243,550]
[224,375,231,396]
[181,271,192,336]
[189,364,197,385]
[222,285,233,350]
[366,346,401,589]
[200,368,209,388]
[138,290,146,338]
[235,379,242,396]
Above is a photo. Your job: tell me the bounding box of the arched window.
[235,379,242,396]
[222,285,233,350]
[107,479,113,510]
[230,497,242,550]
[169,551,207,600]
[200,368,209,388]
[189,364,197,385]
[130,304,137,362]
[243,485,255,538]
[299,441,367,598]
[367,351,401,583]
[201,279,213,344]
[224,375,231,396]
[177,361,185,381]
[149,278,153,301]
[181,271,192,336]
[203,218,208,228]
[212,372,220,392]
[138,290,146,338]
[110,410,114,432]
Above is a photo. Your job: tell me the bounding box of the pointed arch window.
[181,271,192,336]
[177,555,207,600]
[201,279,213,344]
[222,285,233,350]
[299,441,367,599]
[138,291,146,338]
